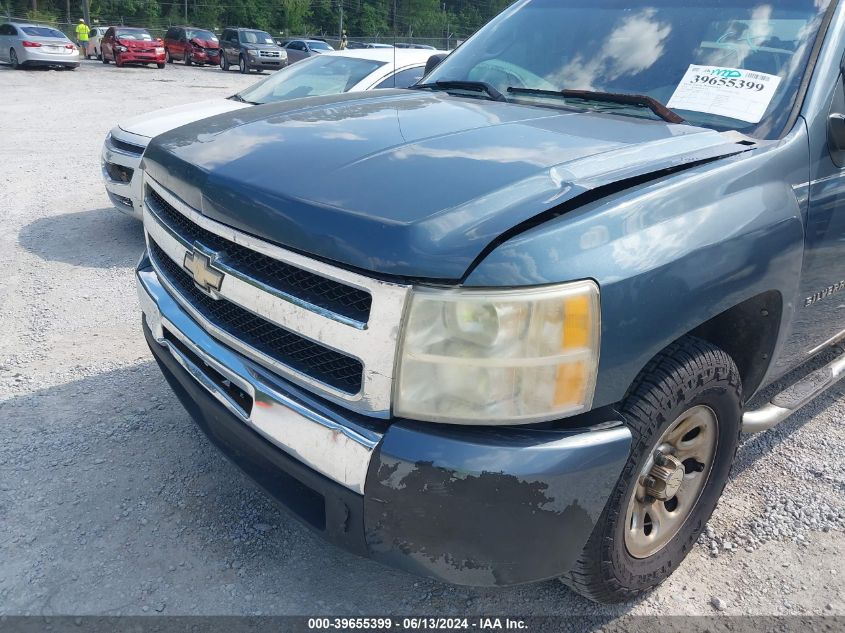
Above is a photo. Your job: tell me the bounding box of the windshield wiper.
[413,80,507,102]
[507,87,684,124]
[229,94,259,105]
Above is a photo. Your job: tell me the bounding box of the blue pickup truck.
[135,0,845,602]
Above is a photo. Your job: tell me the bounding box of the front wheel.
[185,52,192,66]
[166,50,173,63]
[238,55,249,73]
[102,51,109,64]
[220,54,229,71]
[10,48,20,69]
[156,62,165,69]
[562,337,741,603]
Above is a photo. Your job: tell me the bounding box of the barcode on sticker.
[743,72,772,81]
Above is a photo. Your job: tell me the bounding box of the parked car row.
[1,19,442,73]
[100,47,445,216]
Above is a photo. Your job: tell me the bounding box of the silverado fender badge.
[804,280,845,307]
[183,246,225,296]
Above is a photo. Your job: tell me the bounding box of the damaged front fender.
[363,412,632,586]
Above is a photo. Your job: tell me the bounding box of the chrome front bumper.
[101,129,147,220]
[137,257,383,494]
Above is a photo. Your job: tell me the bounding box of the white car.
[102,47,444,219]
[0,22,79,69]
[85,26,109,59]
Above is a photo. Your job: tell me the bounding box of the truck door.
[800,56,845,353]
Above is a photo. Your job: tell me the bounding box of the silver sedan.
[0,22,80,69]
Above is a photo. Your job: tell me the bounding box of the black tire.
[166,50,173,63]
[96,48,101,60]
[10,48,20,69]
[185,52,192,66]
[102,51,109,64]
[562,336,742,603]
[157,62,165,69]
[239,55,249,73]
[220,54,229,71]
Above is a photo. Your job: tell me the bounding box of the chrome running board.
[742,348,845,433]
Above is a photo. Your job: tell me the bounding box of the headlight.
[395,280,600,425]
[155,47,165,54]
[115,45,128,52]
[248,49,258,56]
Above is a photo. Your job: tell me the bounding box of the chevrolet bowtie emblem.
[183,247,225,295]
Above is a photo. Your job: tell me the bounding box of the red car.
[163,26,220,66]
[101,27,165,68]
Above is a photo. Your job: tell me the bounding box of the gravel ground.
[1,59,844,622]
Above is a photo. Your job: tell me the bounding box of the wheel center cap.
[643,453,685,500]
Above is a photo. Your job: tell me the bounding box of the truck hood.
[143,90,748,280]
[120,98,249,139]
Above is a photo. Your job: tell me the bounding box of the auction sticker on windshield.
[667,65,782,124]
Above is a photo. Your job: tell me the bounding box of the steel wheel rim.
[11,49,18,66]
[624,404,718,559]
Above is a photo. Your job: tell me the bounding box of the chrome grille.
[147,187,372,323]
[149,240,364,394]
[108,135,145,155]
[259,50,280,57]
[141,174,411,416]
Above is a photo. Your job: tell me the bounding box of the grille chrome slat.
[107,135,145,156]
[146,187,372,324]
[149,240,364,394]
[142,174,410,416]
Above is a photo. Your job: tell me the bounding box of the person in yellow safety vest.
[76,18,90,58]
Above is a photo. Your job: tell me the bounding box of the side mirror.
[424,53,448,76]
[829,114,845,152]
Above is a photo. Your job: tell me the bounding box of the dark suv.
[163,26,220,66]
[219,27,287,73]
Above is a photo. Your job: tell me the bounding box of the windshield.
[240,30,274,45]
[186,29,217,42]
[425,0,831,138]
[237,55,387,104]
[22,26,65,38]
[308,40,333,51]
[117,29,152,41]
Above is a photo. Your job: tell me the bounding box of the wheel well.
[689,290,782,400]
